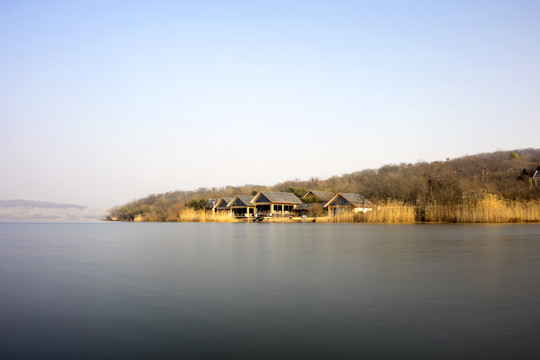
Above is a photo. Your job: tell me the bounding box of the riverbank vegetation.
[164,208,235,223]
[311,196,540,223]
[107,149,540,223]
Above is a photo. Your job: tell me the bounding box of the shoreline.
[105,216,540,224]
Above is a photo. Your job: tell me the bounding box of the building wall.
[255,203,295,216]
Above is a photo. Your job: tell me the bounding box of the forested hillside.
[108,149,540,221]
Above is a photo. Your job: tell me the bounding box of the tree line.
[107,148,540,221]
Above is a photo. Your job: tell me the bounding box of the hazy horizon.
[0,147,537,211]
[2,1,539,209]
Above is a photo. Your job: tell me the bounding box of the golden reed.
[176,209,237,222]
[133,196,538,223]
[423,195,540,223]
[315,196,539,223]
[134,209,237,222]
[315,200,416,223]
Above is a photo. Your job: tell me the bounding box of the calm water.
[1,222,539,359]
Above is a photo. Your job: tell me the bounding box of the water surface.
[1,222,539,359]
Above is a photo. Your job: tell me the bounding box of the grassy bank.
[108,149,540,223]
[314,196,540,223]
[422,195,540,223]
[126,197,539,223]
[315,200,416,223]
[134,209,237,222]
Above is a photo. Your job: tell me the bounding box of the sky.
[1,0,539,209]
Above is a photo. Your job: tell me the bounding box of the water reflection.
[0,222,539,359]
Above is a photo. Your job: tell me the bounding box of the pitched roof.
[325,193,374,207]
[230,195,255,207]
[253,191,303,204]
[302,190,334,202]
[215,197,233,208]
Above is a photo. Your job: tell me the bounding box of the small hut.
[251,191,303,216]
[324,193,374,216]
[301,190,334,203]
[229,195,256,217]
[293,203,325,217]
[214,197,233,214]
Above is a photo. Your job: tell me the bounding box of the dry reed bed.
[423,196,540,223]
[134,209,237,222]
[315,201,416,223]
[176,209,237,222]
[133,197,539,223]
[316,197,540,223]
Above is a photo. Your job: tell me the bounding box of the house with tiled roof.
[293,190,334,216]
[229,195,256,217]
[213,197,233,214]
[302,190,335,203]
[251,191,302,216]
[293,203,326,217]
[324,193,375,216]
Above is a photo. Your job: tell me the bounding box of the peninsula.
[107,149,540,223]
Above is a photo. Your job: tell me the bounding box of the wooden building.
[324,193,374,216]
[294,203,325,217]
[251,191,303,216]
[302,190,334,203]
[229,195,256,217]
[213,197,233,214]
[297,190,334,216]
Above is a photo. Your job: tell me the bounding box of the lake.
[1,222,539,359]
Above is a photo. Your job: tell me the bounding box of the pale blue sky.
[1,0,539,209]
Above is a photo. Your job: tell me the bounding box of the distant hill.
[0,200,104,220]
[0,199,86,210]
[108,148,540,222]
